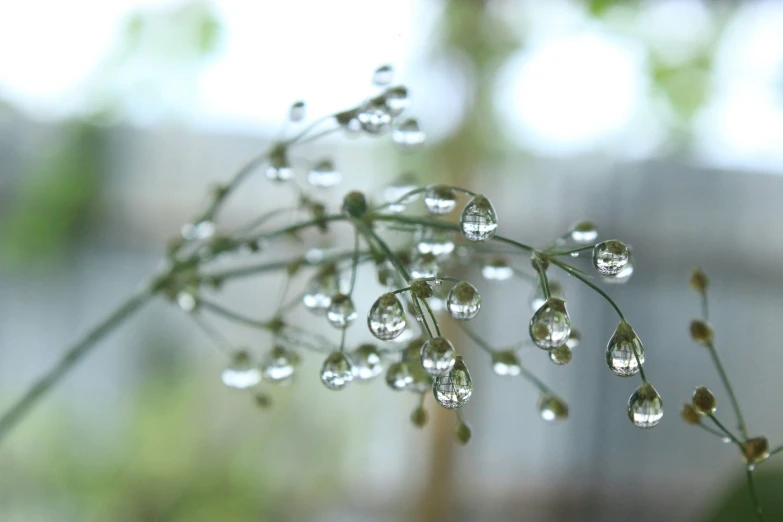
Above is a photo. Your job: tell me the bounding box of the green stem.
[694,422,727,440]
[0,289,153,442]
[550,258,625,320]
[532,255,551,300]
[706,341,748,439]
[420,298,441,337]
[707,414,743,450]
[770,445,783,457]
[746,468,766,522]
[547,245,594,257]
[200,299,269,329]
[348,226,361,296]
[354,220,412,282]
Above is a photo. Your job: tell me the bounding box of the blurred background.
[1,0,783,520]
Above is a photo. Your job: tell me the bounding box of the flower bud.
[410,406,428,428]
[743,436,770,467]
[342,191,368,218]
[690,267,709,293]
[689,319,714,345]
[411,279,434,299]
[681,403,702,425]
[691,386,717,415]
[454,420,472,445]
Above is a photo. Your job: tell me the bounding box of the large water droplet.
[383,86,410,116]
[416,229,455,257]
[265,153,293,182]
[327,294,357,329]
[307,159,342,188]
[373,64,394,86]
[320,351,354,390]
[350,344,383,380]
[222,351,262,389]
[409,252,438,279]
[357,100,392,134]
[481,257,514,281]
[491,350,521,376]
[460,194,498,242]
[602,246,634,284]
[289,100,306,122]
[593,240,629,276]
[433,356,473,409]
[423,184,457,215]
[529,298,571,350]
[181,220,216,240]
[385,361,414,390]
[302,270,339,314]
[570,220,598,243]
[606,320,645,377]
[393,118,426,149]
[627,381,664,429]
[531,281,564,312]
[549,345,572,365]
[538,395,569,421]
[420,337,457,376]
[367,293,407,340]
[446,282,481,320]
[261,346,300,382]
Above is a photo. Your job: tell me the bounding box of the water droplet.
[423,184,457,215]
[627,381,664,429]
[446,282,481,320]
[538,395,569,421]
[181,220,216,240]
[592,240,629,276]
[403,339,435,392]
[416,229,455,257]
[385,361,414,391]
[367,293,407,340]
[460,194,498,242]
[326,294,357,329]
[302,270,339,314]
[261,346,300,382]
[602,246,634,284]
[176,286,198,312]
[482,257,514,281]
[320,351,354,390]
[566,328,581,349]
[307,159,342,188]
[531,281,564,312]
[357,99,393,134]
[409,252,438,279]
[529,298,571,350]
[433,356,473,409]
[222,351,262,389]
[606,320,645,377]
[265,153,294,182]
[393,118,426,149]
[420,337,457,376]
[549,345,572,365]
[570,220,598,243]
[570,251,580,258]
[382,174,418,213]
[350,344,383,380]
[373,64,394,86]
[491,350,521,376]
[721,436,732,444]
[289,100,306,122]
[383,86,410,116]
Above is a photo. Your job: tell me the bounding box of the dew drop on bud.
[261,346,300,383]
[627,381,664,429]
[181,220,216,240]
[481,257,513,281]
[529,298,571,350]
[326,293,357,329]
[385,361,414,391]
[382,174,419,213]
[350,344,383,380]
[416,229,455,257]
[265,151,293,182]
[460,194,498,242]
[491,350,521,376]
[592,240,629,276]
[531,281,564,312]
[433,356,473,409]
[538,395,569,421]
[289,100,306,122]
[307,159,342,188]
[176,285,199,312]
[420,337,457,376]
[606,320,645,377]
[222,351,262,389]
[320,351,354,390]
[357,99,393,134]
[549,345,572,365]
[409,252,438,279]
[367,293,407,340]
[446,282,481,320]
[570,220,598,243]
[424,184,457,215]
[383,86,410,116]
[393,118,426,149]
[302,270,339,314]
[372,64,394,86]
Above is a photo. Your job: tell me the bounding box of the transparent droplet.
[176,286,198,312]
[721,436,732,444]
[531,281,564,312]
[373,64,394,86]
[289,100,306,122]
[393,118,426,149]
[570,220,598,243]
[307,159,342,188]
[320,351,354,390]
[424,184,457,215]
[416,229,455,257]
[367,293,407,340]
[549,345,572,365]
[566,328,581,349]
[326,294,357,329]
[409,252,438,279]
[491,350,521,376]
[592,240,629,276]
[403,339,435,392]
[433,356,473,409]
[446,282,481,320]
[420,337,457,376]
[627,381,664,429]
[383,86,410,116]
[261,346,300,382]
[538,395,569,421]
[606,320,645,377]
[181,220,216,240]
[302,271,339,314]
[265,154,293,182]
[385,361,414,391]
[529,298,571,350]
[350,344,383,380]
[357,99,392,134]
[376,259,396,287]
[482,257,514,281]
[460,194,498,242]
[602,246,634,284]
[221,351,262,389]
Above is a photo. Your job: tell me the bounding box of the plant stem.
[550,258,625,320]
[532,255,550,300]
[0,289,153,442]
[770,445,783,457]
[354,220,412,282]
[694,422,727,440]
[746,468,765,522]
[547,245,594,257]
[706,341,748,439]
[420,298,441,337]
[707,414,743,449]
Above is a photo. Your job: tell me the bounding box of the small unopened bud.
[341,191,368,218]
[681,403,702,425]
[411,279,434,299]
[690,267,709,293]
[410,406,428,428]
[255,393,272,409]
[689,319,714,345]
[743,436,770,467]
[454,420,472,445]
[691,386,717,415]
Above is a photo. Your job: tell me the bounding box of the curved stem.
[707,414,744,450]
[532,255,550,300]
[694,422,727,440]
[548,245,594,257]
[746,468,766,522]
[0,289,153,442]
[354,220,412,282]
[770,445,783,457]
[200,299,270,329]
[706,341,748,440]
[420,298,441,337]
[550,258,625,320]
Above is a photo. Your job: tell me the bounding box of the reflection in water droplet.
[383,86,410,116]
[529,298,571,350]
[606,321,645,377]
[373,64,394,86]
[307,159,342,188]
[358,100,393,134]
[289,100,306,122]
[491,350,521,376]
[302,271,339,314]
[570,220,598,243]
[566,328,581,349]
[433,356,473,409]
[181,220,216,240]
[482,257,514,281]
[424,185,457,215]
[261,346,300,382]
[627,381,664,429]
[350,344,383,380]
[385,361,414,391]
[549,345,572,365]
[420,337,457,376]
[367,293,407,340]
[603,246,634,284]
[320,351,354,390]
[460,195,498,242]
[409,252,438,279]
[593,240,629,276]
[538,395,569,421]
[326,294,357,329]
[393,118,426,149]
[416,229,455,257]
[446,282,481,320]
[222,351,261,389]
